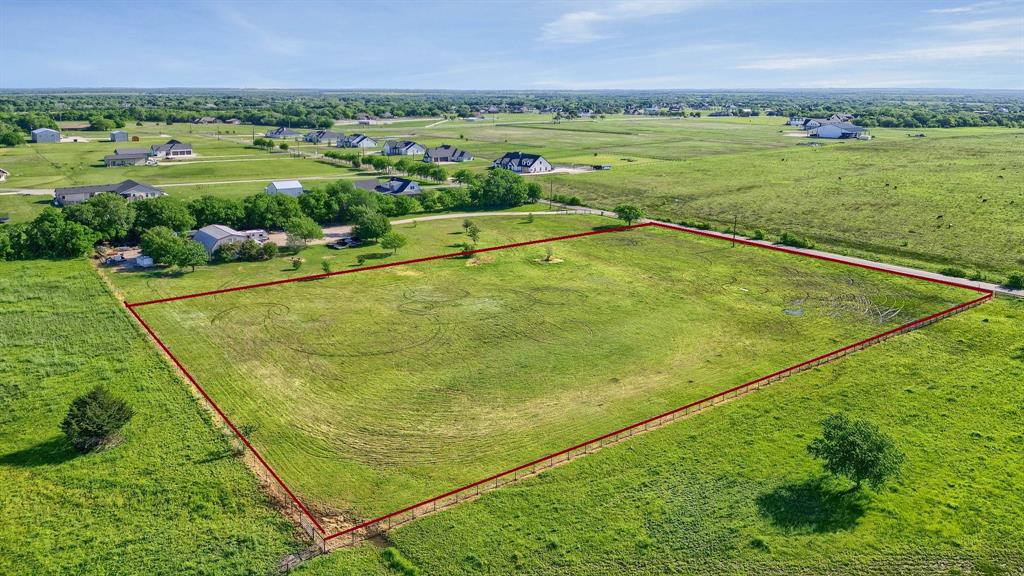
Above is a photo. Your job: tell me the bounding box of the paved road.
[540,200,1021,298]
[0,188,55,196]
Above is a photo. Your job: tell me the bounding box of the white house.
[150,139,193,158]
[813,123,867,139]
[382,140,426,156]
[338,134,377,148]
[492,151,553,174]
[265,180,304,197]
[31,128,60,143]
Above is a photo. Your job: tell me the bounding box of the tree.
[88,115,117,131]
[466,222,481,246]
[526,181,543,203]
[243,193,302,230]
[236,238,263,261]
[133,196,196,235]
[298,187,341,223]
[65,193,135,242]
[807,412,904,491]
[352,208,391,241]
[24,208,97,258]
[614,204,644,225]
[61,386,134,453]
[189,196,244,228]
[470,168,530,207]
[285,216,323,248]
[452,169,477,186]
[0,123,24,147]
[175,240,208,271]
[140,226,183,265]
[253,137,274,151]
[380,231,407,254]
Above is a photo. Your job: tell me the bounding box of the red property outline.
[124,221,993,545]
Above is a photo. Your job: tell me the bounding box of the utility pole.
[732,215,737,246]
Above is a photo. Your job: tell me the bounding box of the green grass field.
[305,295,1024,576]
[0,259,299,575]
[4,116,1021,278]
[119,216,975,526]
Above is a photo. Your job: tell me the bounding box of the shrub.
[61,386,134,453]
[751,229,767,240]
[778,231,815,249]
[290,257,303,270]
[1004,272,1024,290]
[939,266,967,278]
[261,241,278,259]
[237,239,263,261]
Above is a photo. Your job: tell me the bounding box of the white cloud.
[926,0,1010,13]
[926,17,1024,31]
[540,0,700,44]
[740,38,1023,70]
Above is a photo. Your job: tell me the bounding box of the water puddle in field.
[784,308,804,316]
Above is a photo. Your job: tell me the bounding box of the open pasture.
[128,216,976,526]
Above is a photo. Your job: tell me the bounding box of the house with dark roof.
[31,128,60,143]
[191,224,269,255]
[53,180,163,206]
[382,140,426,156]
[304,130,344,144]
[150,139,193,158]
[338,134,377,148]
[423,145,473,163]
[492,152,552,174]
[829,113,854,122]
[266,127,300,139]
[812,122,867,139]
[104,148,153,167]
[354,177,422,196]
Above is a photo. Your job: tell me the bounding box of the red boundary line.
[122,222,994,541]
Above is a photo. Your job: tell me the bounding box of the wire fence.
[311,290,991,551]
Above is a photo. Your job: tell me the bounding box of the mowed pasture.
[126,216,975,524]
[0,259,298,575]
[306,296,1024,576]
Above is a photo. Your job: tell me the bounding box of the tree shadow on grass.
[756,477,867,534]
[593,224,626,231]
[0,436,80,468]
[349,252,393,267]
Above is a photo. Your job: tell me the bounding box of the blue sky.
[1,0,1022,89]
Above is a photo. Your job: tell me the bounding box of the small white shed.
[265,180,304,197]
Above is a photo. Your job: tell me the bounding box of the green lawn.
[117,216,974,525]
[0,259,299,575]
[304,295,1024,576]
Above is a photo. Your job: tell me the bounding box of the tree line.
[0,168,542,263]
